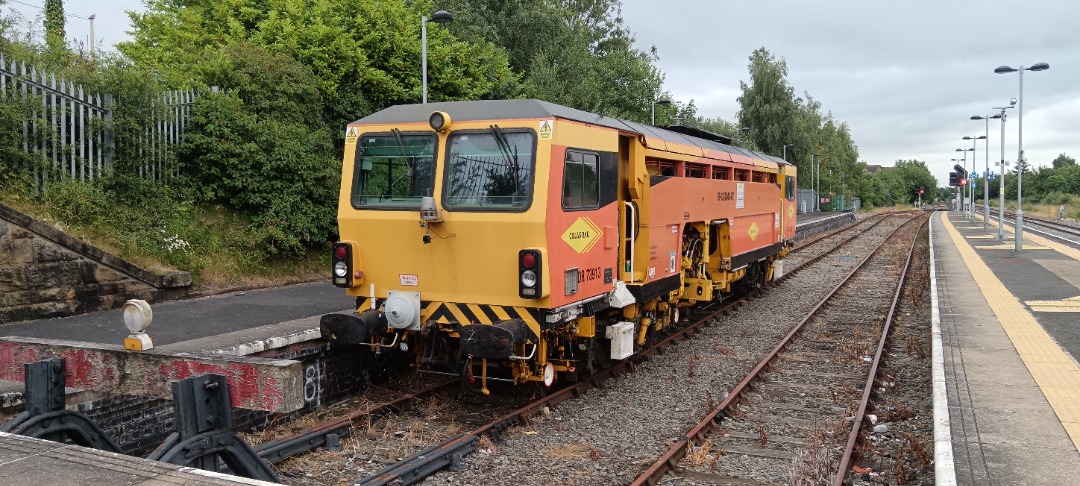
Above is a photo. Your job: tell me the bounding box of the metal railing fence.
[1,53,197,190]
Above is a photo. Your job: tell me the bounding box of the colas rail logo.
[561,217,603,253]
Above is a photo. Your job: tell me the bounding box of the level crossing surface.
[933,210,1080,485]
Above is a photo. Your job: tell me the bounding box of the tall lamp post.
[812,153,820,210]
[421,10,454,104]
[972,114,1002,232]
[651,98,672,125]
[990,100,1016,239]
[995,62,1049,251]
[88,14,96,61]
[811,154,820,212]
[955,148,973,216]
[782,143,795,162]
[962,135,986,222]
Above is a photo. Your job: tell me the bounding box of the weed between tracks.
[684,438,721,468]
[789,420,845,485]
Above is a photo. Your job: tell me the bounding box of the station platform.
[933,210,1080,485]
[0,432,276,485]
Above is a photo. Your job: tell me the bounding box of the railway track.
[633,212,927,485]
[981,207,1080,245]
[353,216,903,485]
[242,213,907,485]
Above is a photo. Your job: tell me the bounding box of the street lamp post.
[810,154,820,212]
[962,136,986,223]
[88,14,96,61]
[815,154,822,212]
[782,143,795,162]
[991,101,1015,239]
[651,98,672,125]
[970,116,999,232]
[995,62,1049,251]
[972,115,1002,233]
[841,172,845,211]
[421,10,454,104]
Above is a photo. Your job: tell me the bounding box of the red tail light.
[519,249,542,299]
[332,242,354,287]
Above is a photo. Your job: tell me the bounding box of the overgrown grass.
[976,195,1079,222]
[1,175,330,290]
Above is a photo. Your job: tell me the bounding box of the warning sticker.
[345,127,358,145]
[539,120,553,140]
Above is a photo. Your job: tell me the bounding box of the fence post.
[104,94,114,171]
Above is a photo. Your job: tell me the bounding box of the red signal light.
[960,178,967,186]
[521,253,536,268]
[334,246,347,260]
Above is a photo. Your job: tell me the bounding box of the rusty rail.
[253,380,454,463]
[832,216,928,485]
[357,297,744,485]
[631,213,923,485]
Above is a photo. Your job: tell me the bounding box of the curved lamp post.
[422,10,454,104]
[971,115,1001,233]
[994,62,1049,251]
[989,100,1016,239]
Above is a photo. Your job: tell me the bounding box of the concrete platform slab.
[0,432,275,485]
[934,211,1080,485]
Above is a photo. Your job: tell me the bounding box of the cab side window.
[563,150,600,209]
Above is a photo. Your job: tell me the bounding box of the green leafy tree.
[876,160,935,206]
[177,43,340,257]
[445,0,664,121]
[122,0,519,132]
[737,47,800,160]
[43,0,65,48]
[1052,152,1076,169]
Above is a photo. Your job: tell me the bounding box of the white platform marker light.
[122,299,154,351]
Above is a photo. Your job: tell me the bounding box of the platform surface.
[0,432,276,485]
[934,210,1080,485]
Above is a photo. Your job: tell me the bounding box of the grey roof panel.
[353,99,788,165]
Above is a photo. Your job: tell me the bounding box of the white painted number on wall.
[304,363,321,406]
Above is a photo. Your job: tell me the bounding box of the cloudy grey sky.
[7,0,1078,186]
[620,1,1079,186]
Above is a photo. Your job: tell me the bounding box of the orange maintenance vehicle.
[321,99,797,394]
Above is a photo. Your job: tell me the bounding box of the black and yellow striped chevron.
[355,298,542,328]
